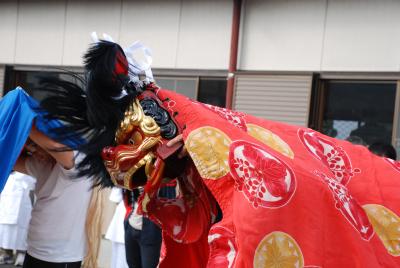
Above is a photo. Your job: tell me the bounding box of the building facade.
[1,0,400,152]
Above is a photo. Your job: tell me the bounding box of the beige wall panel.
[120,0,181,69]
[15,0,66,65]
[62,0,122,66]
[322,0,400,72]
[0,1,18,64]
[240,0,326,71]
[176,0,232,69]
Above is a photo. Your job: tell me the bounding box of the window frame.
[310,73,400,149]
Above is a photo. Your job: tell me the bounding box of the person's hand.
[25,139,37,154]
[166,134,188,158]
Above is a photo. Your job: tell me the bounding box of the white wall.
[0,1,18,64]
[0,0,232,69]
[175,0,232,69]
[119,0,182,69]
[63,0,122,66]
[322,0,400,72]
[240,0,400,72]
[240,0,327,71]
[121,0,233,69]
[15,0,66,66]
[2,0,400,72]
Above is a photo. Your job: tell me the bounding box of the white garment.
[105,188,126,243]
[129,201,143,231]
[0,172,36,250]
[105,188,128,268]
[25,153,92,263]
[110,242,128,268]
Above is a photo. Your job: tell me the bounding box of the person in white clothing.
[13,124,92,268]
[0,171,36,266]
[105,188,129,268]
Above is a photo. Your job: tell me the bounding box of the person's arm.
[13,153,29,175]
[29,124,74,170]
[166,134,187,158]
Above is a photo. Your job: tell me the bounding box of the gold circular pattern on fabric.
[247,124,294,159]
[363,204,400,256]
[254,231,304,268]
[185,127,231,179]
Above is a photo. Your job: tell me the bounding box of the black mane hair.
[36,41,144,187]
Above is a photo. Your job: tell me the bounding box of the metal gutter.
[225,0,242,109]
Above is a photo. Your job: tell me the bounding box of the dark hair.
[346,136,366,146]
[368,142,397,160]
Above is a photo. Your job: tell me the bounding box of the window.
[5,68,227,108]
[197,77,227,107]
[156,77,198,100]
[311,80,397,146]
[4,69,83,101]
[155,76,227,107]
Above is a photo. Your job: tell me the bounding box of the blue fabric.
[0,88,84,192]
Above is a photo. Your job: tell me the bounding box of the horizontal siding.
[233,74,312,126]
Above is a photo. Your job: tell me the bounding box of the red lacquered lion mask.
[101,89,183,191]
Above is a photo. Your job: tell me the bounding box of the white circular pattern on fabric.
[229,141,296,208]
